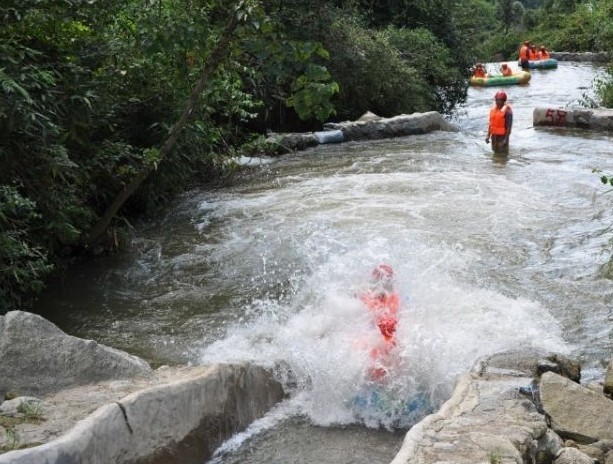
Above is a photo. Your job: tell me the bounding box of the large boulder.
[0,311,153,398]
[539,371,613,444]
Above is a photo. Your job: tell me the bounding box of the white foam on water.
[199,237,569,435]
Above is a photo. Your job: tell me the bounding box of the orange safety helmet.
[372,264,394,281]
[494,90,507,102]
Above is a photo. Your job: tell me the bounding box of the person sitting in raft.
[360,264,400,380]
[538,46,550,60]
[518,40,530,68]
[528,43,540,60]
[472,63,487,78]
[500,63,513,76]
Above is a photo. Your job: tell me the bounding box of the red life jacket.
[473,68,487,78]
[489,104,511,136]
[360,291,399,341]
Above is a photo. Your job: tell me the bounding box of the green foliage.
[0,187,54,311]
[383,27,468,114]
[5,0,567,310]
[321,20,434,120]
[453,0,498,56]
[481,30,525,60]
[488,448,502,464]
[0,426,20,451]
[595,65,613,107]
[286,64,339,122]
[16,400,44,421]
[528,0,613,52]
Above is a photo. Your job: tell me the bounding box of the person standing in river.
[485,90,513,154]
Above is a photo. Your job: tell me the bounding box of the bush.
[321,20,433,120]
[0,187,54,311]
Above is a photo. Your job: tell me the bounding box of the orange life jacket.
[501,67,513,76]
[489,104,511,136]
[360,291,399,341]
[539,51,550,59]
[473,68,487,78]
[529,48,539,60]
[519,45,530,61]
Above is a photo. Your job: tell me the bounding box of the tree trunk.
[82,13,240,248]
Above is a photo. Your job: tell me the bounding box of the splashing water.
[199,238,569,432]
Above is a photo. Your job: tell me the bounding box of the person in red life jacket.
[360,264,400,381]
[518,40,531,68]
[472,63,487,78]
[485,90,513,154]
[539,46,550,60]
[500,63,513,76]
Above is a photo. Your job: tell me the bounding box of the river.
[35,61,613,463]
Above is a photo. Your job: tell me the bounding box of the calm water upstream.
[36,62,613,463]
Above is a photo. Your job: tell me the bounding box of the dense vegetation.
[1,0,612,311]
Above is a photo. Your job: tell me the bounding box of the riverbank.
[0,311,284,464]
[2,311,613,464]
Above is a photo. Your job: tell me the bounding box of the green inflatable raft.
[469,70,531,87]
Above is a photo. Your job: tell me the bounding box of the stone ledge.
[0,364,284,464]
[265,111,458,153]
